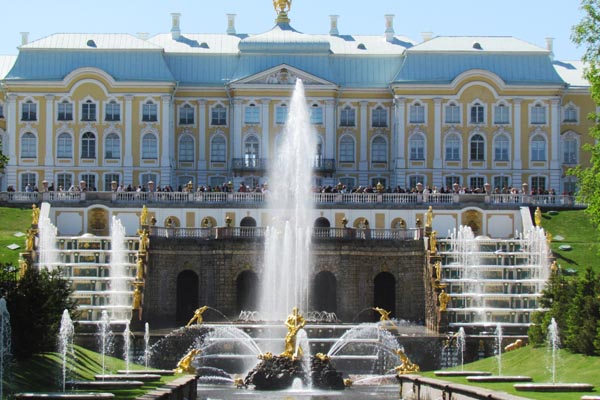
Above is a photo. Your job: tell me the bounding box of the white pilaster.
[433,98,442,168]
[44,95,54,173]
[197,100,207,171]
[124,95,134,185]
[261,99,270,159]
[393,96,406,186]
[512,98,522,187]
[160,95,172,186]
[325,99,336,160]
[359,101,368,169]
[550,98,561,190]
[6,94,17,188]
[233,99,243,159]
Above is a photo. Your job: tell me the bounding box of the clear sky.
[0,0,585,60]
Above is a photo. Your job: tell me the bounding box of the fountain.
[58,310,74,392]
[108,216,131,322]
[435,327,490,378]
[97,310,114,377]
[37,213,59,270]
[0,296,11,400]
[122,321,132,372]
[514,318,593,392]
[143,322,150,368]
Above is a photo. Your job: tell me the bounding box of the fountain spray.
[58,310,74,392]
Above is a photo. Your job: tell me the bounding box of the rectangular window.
[311,106,323,125]
[57,173,73,192]
[531,106,546,125]
[494,105,509,124]
[531,176,546,191]
[21,102,37,121]
[445,176,461,189]
[445,104,460,124]
[81,174,96,191]
[211,106,227,125]
[408,175,424,190]
[105,102,121,122]
[21,173,36,192]
[563,140,577,164]
[409,104,425,124]
[372,107,388,127]
[57,102,73,121]
[493,176,510,191]
[140,173,158,187]
[470,104,484,124]
[143,102,158,122]
[81,102,96,121]
[104,174,120,191]
[445,138,460,161]
[179,105,195,125]
[469,176,485,190]
[340,107,355,127]
[563,107,577,123]
[244,106,260,124]
[276,106,288,124]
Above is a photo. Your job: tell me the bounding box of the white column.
[6,94,17,188]
[197,100,207,170]
[325,99,336,159]
[359,101,368,168]
[232,98,244,159]
[512,98,522,186]
[432,98,443,188]
[124,95,134,185]
[550,98,561,190]
[261,99,270,159]
[44,95,54,169]
[160,95,172,186]
[393,96,406,186]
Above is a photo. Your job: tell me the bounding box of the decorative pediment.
[232,64,336,88]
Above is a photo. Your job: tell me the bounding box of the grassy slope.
[0,206,32,267]
[5,345,180,399]
[541,209,600,274]
[422,345,600,400]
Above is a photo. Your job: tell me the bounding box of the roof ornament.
[273,0,292,23]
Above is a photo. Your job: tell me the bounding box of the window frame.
[372,106,388,128]
[409,102,426,124]
[141,133,158,160]
[444,103,461,124]
[244,104,260,125]
[179,104,195,125]
[530,134,547,161]
[371,136,387,164]
[210,104,227,126]
[179,135,195,162]
[104,132,121,160]
[469,102,485,124]
[445,133,461,161]
[530,103,547,125]
[81,99,97,122]
[339,135,355,163]
[469,134,485,161]
[105,100,121,122]
[21,100,37,121]
[493,134,510,162]
[210,135,227,163]
[81,132,97,159]
[57,100,73,121]
[493,103,510,125]
[21,132,37,158]
[310,104,323,125]
[275,104,288,125]
[142,101,158,123]
[409,133,425,161]
[340,105,356,127]
[56,132,73,159]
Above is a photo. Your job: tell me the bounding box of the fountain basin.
[434,371,492,377]
[117,369,174,376]
[66,380,144,390]
[15,394,115,400]
[467,375,532,383]
[95,373,161,382]
[514,383,594,392]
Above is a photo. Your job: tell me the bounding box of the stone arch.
[236,270,259,314]
[312,271,337,313]
[176,270,199,325]
[313,217,331,238]
[164,216,180,227]
[391,217,406,229]
[240,217,257,227]
[374,272,396,321]
[461,209,483,236]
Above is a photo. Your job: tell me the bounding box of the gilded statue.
[132,284,143,310]
[429,230,438,254]
[434,260,442,281]
[394,348,420,374]
[25,229,35,251]
[186,306,209,327]
[343,378,353,387]
[373,307,391,321]
[281,307,306,359]
[139,229,149,253]
[140,205,148,226]
[31,204,40,226]
[273,0,292,14]
[504,339,523,352]
[438,289,450,312]
[534,207,542,227]
[315,352,330,362]
[135,257,145,280]
[550,260,558,274]
[174,348,201,374]
[425,206,433,228]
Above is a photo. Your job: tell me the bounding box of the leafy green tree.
[565,268,600,355]
[7,266,77,358]
[571,1,600,225]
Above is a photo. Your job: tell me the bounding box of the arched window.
[104,133,120,159]
[236,271,258,313]
[409,102,425,124]
[21,133,36,158]
[494,134,509,161]
[142,100,158,122]
[244,135,259,167]
[312,271,337,313]
[531,103,547,125]
[445,102,460,124]
[179,135,194,162]
[179,104,194,125]
[339,136,355,162]
[176,270,199,325]
[142,133,158,159]
[371,136,387,163]
[531,135,546,161]
[211,104,227,125]
[562,134,578,165]
[244,103,260,124]
[374,272,396,321]
[81,132,96,159]
[470,134,485,161]
[340,106,355,127]
[470,102,485,124]
[445,133,460,161]
[211,136,226,162]
[409,133,425,160]
[372,106,388,128]
[81,99,96,121]
[56,132,72,159]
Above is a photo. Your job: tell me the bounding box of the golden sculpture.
[425,206,433,228]
[438,289,450,312]
[25,229,35,251]
[31,204,40,226]
[132,284,143,310]
[373,307,391,321]
[138,229,149,253]
[343,378,353,387]
[233,377,247,388]
[140,205,148,226]
[550,260,558,274]
[273,0,292,14]
[135,257,145,280]
[394,348,420,374]
[429,230,438,254]
[504,339,523,352]
[434,260,442,281]
[258,352,274,360]
[186,306,209,327]
[315,352,330,362]
[18,257,30,278]
[534,207,542,227]
[281,307,306,359]
[174,348,201,374]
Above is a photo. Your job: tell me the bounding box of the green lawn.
[541,209,600,274]
[421,345,600,400]
[0,206,33,267]
[4,345,181,399]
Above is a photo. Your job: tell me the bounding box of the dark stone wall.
[143,237,426,327]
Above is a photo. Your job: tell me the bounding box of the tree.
[565,268,600,355]
[571,1,600,226]
[7,267,77,358]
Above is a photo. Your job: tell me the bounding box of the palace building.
[0,5,594,194]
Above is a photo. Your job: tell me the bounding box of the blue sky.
[0,0,585,60]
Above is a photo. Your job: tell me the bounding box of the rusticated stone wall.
[142,237,426,327]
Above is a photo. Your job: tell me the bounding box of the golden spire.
[273,0,292,23]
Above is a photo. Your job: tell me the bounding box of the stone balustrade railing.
[0,191,585,208]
